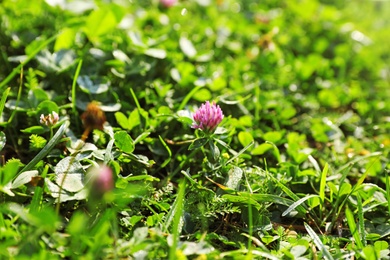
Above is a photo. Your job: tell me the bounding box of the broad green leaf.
[238,131,254,147]
[252,143,272,155]
[114,131,135,153]
[54,157,85,193]
[77,75,109,94]
[361,245,377,260]
[374,240,389,251]
[54,27,76,51]
[224,166,243,191]
[263,131,283,143]
[67,211,88,235]
[193,88,212,102]
[85,7,121,40]
[11,170,38,189]
[36,100,59,117]
[290,245,307,258]
[2,159,22,186]
[115,111,131,130]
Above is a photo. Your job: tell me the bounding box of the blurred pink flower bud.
[90,165,114,196]
[160,0,177,8]
[192,101,224,133]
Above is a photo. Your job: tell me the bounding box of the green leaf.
[251,143,273,155]
[67,211,88,235]
[20,126,47,134]
[29,134,47,150]
[263,131,283,144]
[209,140,220,162]
[114,131,135,153]
[115,111,131,130]
[77,75,109,94]
[189,137,208,150]
[54,27,76,51]
[224,166,243,191]
[85,7,122,40]
[1,159,23,186]
[54,157,85,193]
[11,170,38,189]
[238,131,254,147]
[36,100,58,118]
[290,245,308,258]
[193,88,212,102]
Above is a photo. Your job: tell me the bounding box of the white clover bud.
[40,111,59,127]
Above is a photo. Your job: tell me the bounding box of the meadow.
[0,0,389,259]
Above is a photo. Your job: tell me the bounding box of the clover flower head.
[90,165,114,196]
[192,101,224,133]
[160,0,177,7]
[40,111,59,127]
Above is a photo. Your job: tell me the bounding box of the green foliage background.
[0,0,389,259]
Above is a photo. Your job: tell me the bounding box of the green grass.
[0,0,390,259]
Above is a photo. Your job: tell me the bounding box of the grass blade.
[319,162,328,219]
[386,171,390,216]
[169,179,186,260]
[345,206,363,249]
[282,194,319,217]
[29,165,49,213]
[158,135,172,168]
[357,194,366,247]
[0,87,10,119]
[71,59,83,129]
[17,120,70,177]
[0,35,58,91]
[178,85,203,111]
[304,222,334,260]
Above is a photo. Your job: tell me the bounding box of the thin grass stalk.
[356,194,366,247]
[345,206,363,249]
[386,171,390,216]
[71,59,83,130]
[246,193,253,259]
[169,179,186,260]
[319,163,328,220]
[0,35,58,91]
